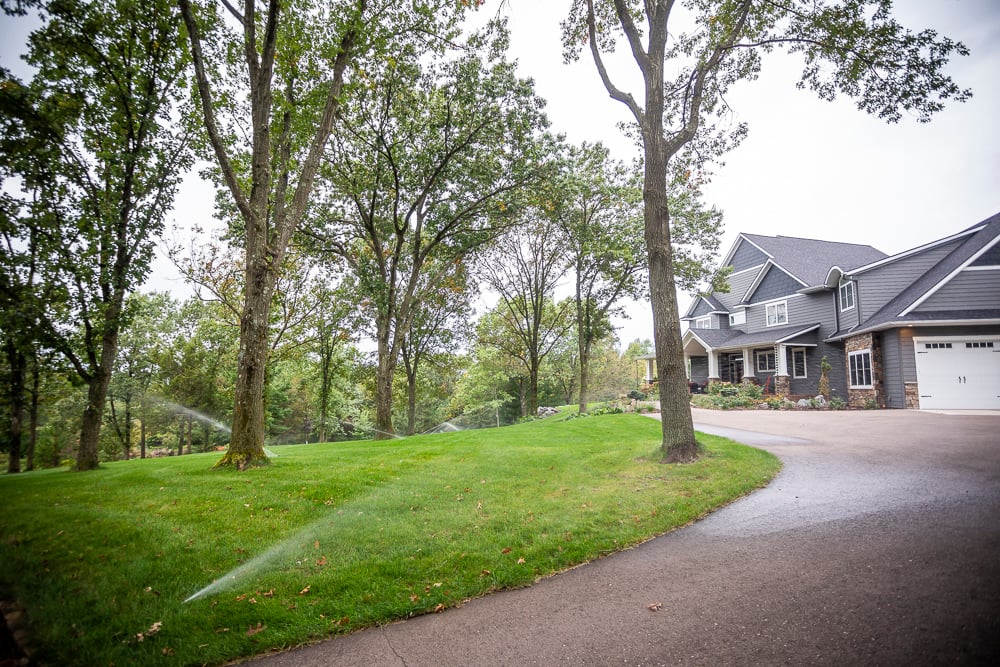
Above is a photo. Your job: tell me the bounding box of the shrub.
[829,397,846,410]
[695,381,767,409]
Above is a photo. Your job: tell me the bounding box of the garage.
[914,337,1000,410]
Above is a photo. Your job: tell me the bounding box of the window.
[925,342,952,349]
[756,350,776,372]
[966,341,994,349]
[694,316,711,329]
[729,311,746,326]
[839,280,856,311]
[849,350,873,388]
[766,301,788,327]
[792,348,807,378]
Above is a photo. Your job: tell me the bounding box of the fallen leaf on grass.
[162,647,175,656]
[136,621,162,642]
[299,585,311,595]
[246,622,266,637]
[517,558,525,564]
[647,602,662,612]
[262,589,274,598]
[433,604,445,613]
[317,555,327,566]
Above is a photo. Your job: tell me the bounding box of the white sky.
[2,1,998,350]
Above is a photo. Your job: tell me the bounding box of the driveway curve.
[246,409,1000,666]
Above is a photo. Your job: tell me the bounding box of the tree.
[553,143,646,413]
[178,0,482,465]
[310,22,549,437]
[108,293,177,460]
[478,219,574,417]
[399,261,473,435]
[2,0,192,470]
[563,0,971,462]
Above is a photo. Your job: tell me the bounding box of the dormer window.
[694,316,712,329]
[839,279,856,311]
[729,311,746,326]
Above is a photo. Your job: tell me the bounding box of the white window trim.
[848,350,873,388]
[729,311,746,326]
[765,300,788,327]
[839,280,856,312]
[792,347,807,379]
[694,316,712,329]
[756,350,776,373]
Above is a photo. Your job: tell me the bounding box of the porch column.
[644,357,655,383]
[707,348,721,382]
[742,347,755,379]
[774,344,791,395]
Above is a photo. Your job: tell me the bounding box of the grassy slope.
[0,414,780,666]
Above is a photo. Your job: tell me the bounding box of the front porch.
[683,324,822,397]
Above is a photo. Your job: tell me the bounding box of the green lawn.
[0,414,780,666]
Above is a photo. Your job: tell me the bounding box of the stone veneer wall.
[904,382,920,409]
[845,333,885,408]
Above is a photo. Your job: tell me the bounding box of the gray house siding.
[917,270,1000,311]
[717,268,759,310]
[971,242,1000,266]
[882,330,906,408]
[784,342,847,398]
[838,283,862,330]
[729,240,769,272]
[691,299,717,317]
[745,293,832,333]
[689,357,709,385]
[855,240,962,319]
[748,266,802,304]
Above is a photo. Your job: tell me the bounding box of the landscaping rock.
[796,399,811,408]
[536,406,560,418]
[814,395,827,406]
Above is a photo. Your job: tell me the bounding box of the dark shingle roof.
[685,323,821,350]
[740,234,887,288]
[843,211,1000,336]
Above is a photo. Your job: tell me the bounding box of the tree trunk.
[527,354,540,417]
[77,366,112,471]
[76,297,125,470]
[140,412,147,459]
[123,397,132,460]
[4,339,25,473]
[219,258,272,468]
[27,359,38,471]
[318,345,331,443]
[373,315,398,439]
[644,142,699,462]
[177,417,185,456]
[374,354,396,439]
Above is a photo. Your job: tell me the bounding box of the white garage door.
[914,337,1000,410]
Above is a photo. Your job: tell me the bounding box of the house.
[667,211,1000,409]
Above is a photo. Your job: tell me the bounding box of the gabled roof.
[682,293,728,319]
[738,233,888,288]
[829,211,1000,339]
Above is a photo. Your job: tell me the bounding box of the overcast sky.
[2,1,998,349]
[497,0,1000,345]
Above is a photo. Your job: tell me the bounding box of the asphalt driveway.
[246,408,1000,666]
